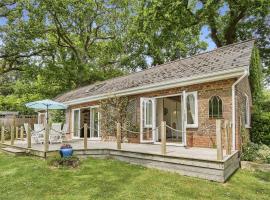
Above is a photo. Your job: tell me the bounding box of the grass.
[0,153,270,200]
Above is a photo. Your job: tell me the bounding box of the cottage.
[55,40,254,151]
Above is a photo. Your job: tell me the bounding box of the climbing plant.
[99,96,130,138]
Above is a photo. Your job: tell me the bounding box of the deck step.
[1,147,26,156]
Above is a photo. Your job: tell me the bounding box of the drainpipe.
[232,70,248,151]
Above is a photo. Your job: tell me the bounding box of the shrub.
[241,142,259,161]
[250,111,270,146]
[256,145,270,164]
[47,156,80,168]
[241,142,270,164]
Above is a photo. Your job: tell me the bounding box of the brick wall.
[235,76,252,150]
[65,77,251,149]
[134,79,235,148]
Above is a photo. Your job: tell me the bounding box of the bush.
[257,145,270,164]
[47,156,80,168]
[241,142,260,161]
[241,142,270,164]
[250,111,270,146]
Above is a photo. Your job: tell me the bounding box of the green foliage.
[249,47,263,105]
[241,142,260,162]
[251,111,270,146]
[257,145,270,164]
[241,142,270,164]
[47,156,80,168]
[99,96,130,137]
[0,0,269,114]
[261,90,270,112]
[128,0,207,67]
[50,110,66,124]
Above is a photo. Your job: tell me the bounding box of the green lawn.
[0,153,269,200]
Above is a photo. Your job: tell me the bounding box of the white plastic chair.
[61,124,68,141]
[33,124,45,144]
[49,123,62,143]
[24,123,45,144]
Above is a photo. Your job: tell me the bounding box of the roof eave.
[63,67,248,106]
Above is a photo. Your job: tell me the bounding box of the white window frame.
[140,97,156,143]
[90,105,101,139]
[185,91,198,128]
[208,95,223,119]
[244,94,250,128]
[71,108,80,139]
[143,99,153,128]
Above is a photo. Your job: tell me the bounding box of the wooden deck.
[0,140,240,182]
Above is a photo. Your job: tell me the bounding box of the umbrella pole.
[45,105,49,153]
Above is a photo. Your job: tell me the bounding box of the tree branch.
[224,2,247,44]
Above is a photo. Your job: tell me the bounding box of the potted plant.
[59,144,73,158]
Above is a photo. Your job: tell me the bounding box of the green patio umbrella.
[25,99,67,123]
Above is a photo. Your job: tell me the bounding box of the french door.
[140,97,156,143]
[140,92,187,146]
[90,106,100,139]
[72,109,80,139]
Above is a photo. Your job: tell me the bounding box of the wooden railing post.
[161,121,166,155]
[26,124,31,149]
[116,122,121,150]
[15,127,19,140]
[1,126,5,143]
[216,119,223,160]
[20,126,24,141]
[10,126,15,145]
[84,123,87,150]
[224,120,229,155]
[44,124,49,152]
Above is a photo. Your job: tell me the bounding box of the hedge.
[250,111,270,146]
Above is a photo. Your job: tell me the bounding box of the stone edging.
[241,161,270,172]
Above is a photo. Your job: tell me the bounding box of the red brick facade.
[65,77,252,150]
[235,76,252,149]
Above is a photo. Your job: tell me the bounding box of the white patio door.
[140,97,156,143]
[90,106,100,139]
[72,109,80,139]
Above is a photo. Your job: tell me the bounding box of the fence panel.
[0,115,37,130]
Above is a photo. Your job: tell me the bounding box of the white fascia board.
[64,67,247,106]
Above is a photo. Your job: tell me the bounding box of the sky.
[199,26,216,51]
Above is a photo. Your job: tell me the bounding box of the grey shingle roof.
[55,40,254,103]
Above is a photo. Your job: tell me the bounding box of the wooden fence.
[0,115,37,130]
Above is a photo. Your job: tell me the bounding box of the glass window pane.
[218,98,222,118]
[73,110,79,137]
[90,107,99,138]
[187,94,195,124]
[145,100,152,126]
[209,96,222,118]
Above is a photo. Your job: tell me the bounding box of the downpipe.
[232,70,248,151]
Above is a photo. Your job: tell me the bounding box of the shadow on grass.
[254,170,270,182]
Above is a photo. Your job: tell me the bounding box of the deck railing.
[0,119,234,160]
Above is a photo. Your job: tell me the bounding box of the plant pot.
[59,148,73,158]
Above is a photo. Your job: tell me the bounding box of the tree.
[133,0,269,79]
[0,0,133,81]
[126,0,207,67]
[0,0,134,112]
[190,0,269,81]
[249,47,263,104]
[0,0,269,113]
